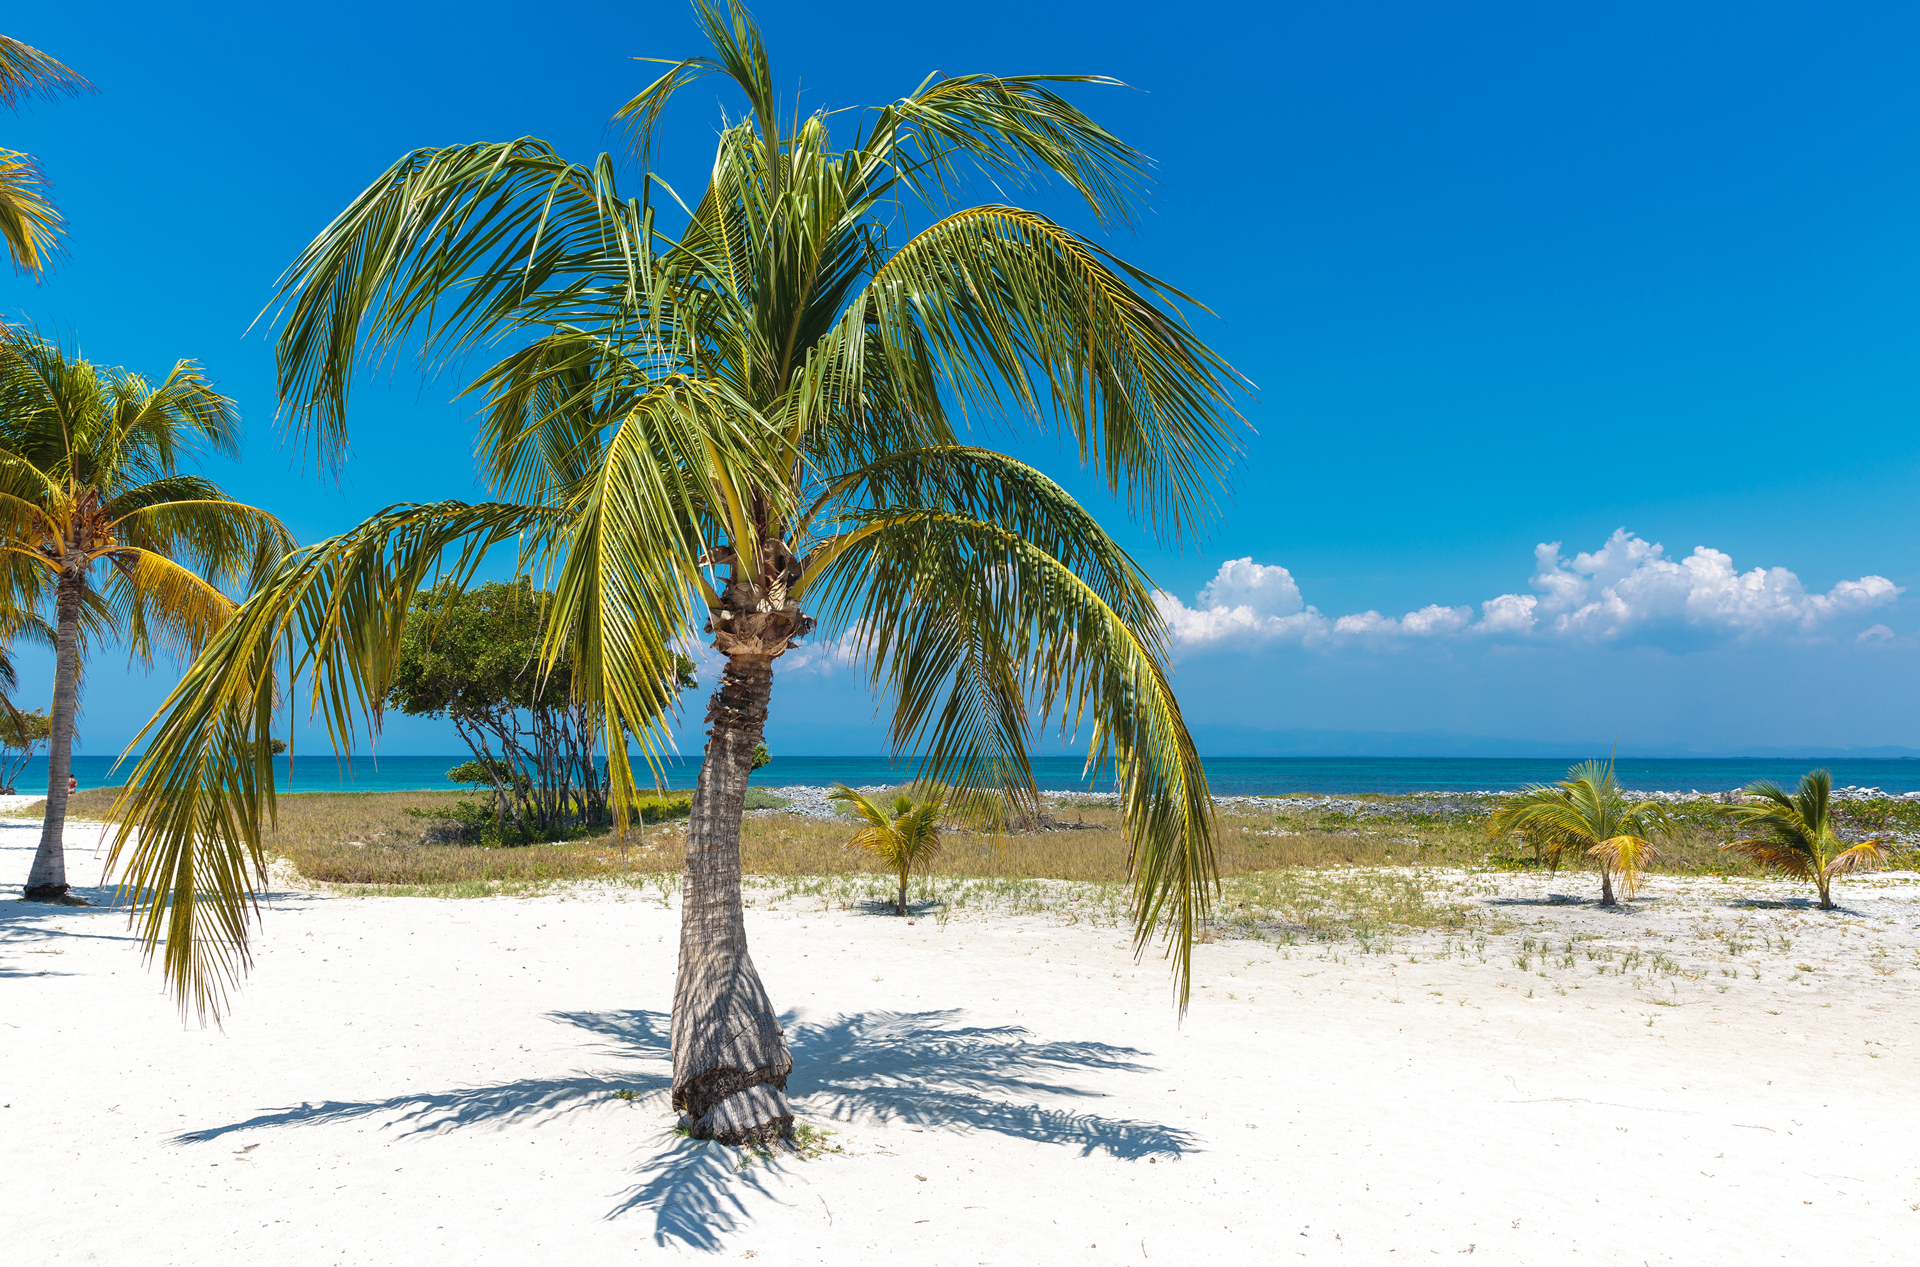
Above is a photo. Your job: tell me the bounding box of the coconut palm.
[1723,769,1889,910]
[832,784,944,916]
[1486,760,1670,905]
[0,328,292,902]
[0,34,92,275]
[109,0,1242,1145]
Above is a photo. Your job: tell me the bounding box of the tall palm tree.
[0,328,292,903]
[1724,769,1889,910]
[110,0,1244,1145]
[0,34,92,275]
[831,784,944,916]
[1487,760,1671,905]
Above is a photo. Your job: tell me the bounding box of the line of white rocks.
[759,783,1920,822]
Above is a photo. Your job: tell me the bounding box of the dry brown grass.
[14,786,692,890]
[13,788,1776,897]
[732,803,1771,883]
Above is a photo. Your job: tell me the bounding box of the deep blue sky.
[6,1,1920,758]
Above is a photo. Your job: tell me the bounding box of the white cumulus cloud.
[1157,530,1901,652]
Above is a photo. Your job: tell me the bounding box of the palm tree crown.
[0,327,292,902]
[110,1,1245,1143]
[1724,769,1889,910]
[1487,760,1671,905]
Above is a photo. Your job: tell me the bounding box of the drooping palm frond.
[0,593,53,714]
[268,143,653,468]
[107,499,555,1020]
[805,204,1242,543]
[1587,833,1658,900]
[804,499,1210,983]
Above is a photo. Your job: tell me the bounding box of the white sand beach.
[4,815,1919,1265]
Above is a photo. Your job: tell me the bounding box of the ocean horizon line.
[25,751,1920,798]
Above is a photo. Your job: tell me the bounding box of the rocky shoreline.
[756,782,1920,823]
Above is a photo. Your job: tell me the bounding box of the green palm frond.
[860,72,1148,228]
[108,496,293,594]
[615,1,779,182]
[808,504,1209,989]
[822,205,1243,543]
[269,142,648,467]
[107,499,556,1020]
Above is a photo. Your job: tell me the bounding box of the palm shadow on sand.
[0,852,135,975]
[170,1006,1194,1250]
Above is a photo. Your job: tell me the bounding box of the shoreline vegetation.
[22,784,1916,942]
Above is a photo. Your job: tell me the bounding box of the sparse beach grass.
[21,787,1918,959]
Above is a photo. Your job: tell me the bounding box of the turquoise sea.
[25,753,1920,797]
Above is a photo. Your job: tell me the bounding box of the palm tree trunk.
[897,868,909,917]
[1816,871,1833,910]
[1598,864,1615,907]
[671,651,793,1145]
[24,570,84,904]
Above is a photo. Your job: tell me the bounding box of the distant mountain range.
[1183,725,1920,760]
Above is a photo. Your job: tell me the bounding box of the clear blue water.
[25,753,1920,797]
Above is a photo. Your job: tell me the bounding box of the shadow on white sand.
[167,1006,1196,1249]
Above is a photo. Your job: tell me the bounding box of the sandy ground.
[4,816,1919,1265]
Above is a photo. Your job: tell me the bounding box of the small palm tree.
[831,785,944,915]
[1487,760,1670,905]
[0,34,92,275]
[0,328,292,902]
[1724,769,1889,910]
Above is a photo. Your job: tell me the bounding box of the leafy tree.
[1487,761,1672,905]
[750,742,770,771]
[111,1,1240,1146]
[390,579,604,838]
[0,35,91,275]
[0,704,48,793]
[268,737,286,755]
[390,578,695,839]
[0,327,292,902]
[831,784,942,916]
[1723,769,1890,910]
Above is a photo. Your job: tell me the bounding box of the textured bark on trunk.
[24,571,85,904]
[671,652,793,1145]
[1598,865,1615,907]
